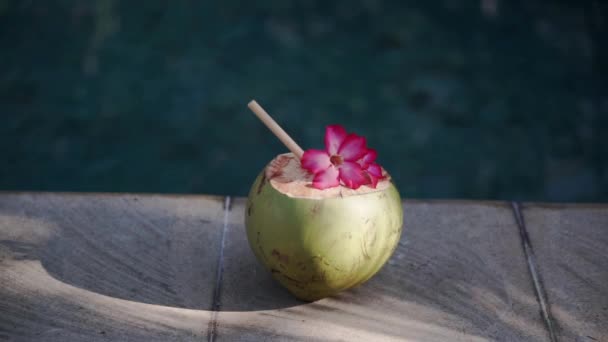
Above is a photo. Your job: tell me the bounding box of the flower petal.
[339,161,368,189]
[359,149,378,168]
[312,166,340,189]
[366,173,379,188]
[338,134,367,161]
[301,149,331,174]
[367,163,383,177]
[325,125,347,155]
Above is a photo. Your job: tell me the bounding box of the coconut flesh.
[245,153,403,301]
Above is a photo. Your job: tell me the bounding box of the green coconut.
[245,153,403,301]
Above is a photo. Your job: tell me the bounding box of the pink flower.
[301,125,384,190]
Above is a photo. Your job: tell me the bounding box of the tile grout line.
[511,201,558,342]
[207,196,231,342]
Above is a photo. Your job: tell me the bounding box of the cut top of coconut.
[265,153,391,199]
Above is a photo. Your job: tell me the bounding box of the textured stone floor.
[0,193,606,341]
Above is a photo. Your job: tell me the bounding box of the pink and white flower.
[301,125,384,190]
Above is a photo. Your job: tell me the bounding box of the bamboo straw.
[247,100,304,159]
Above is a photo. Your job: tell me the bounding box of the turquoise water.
[1,1,606,201]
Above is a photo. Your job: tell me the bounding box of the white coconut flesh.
[266,153,391,199]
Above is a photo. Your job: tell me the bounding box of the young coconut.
[246,153,402,301]
[246,100,403,301]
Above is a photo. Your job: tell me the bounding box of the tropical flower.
[301,125,384,190]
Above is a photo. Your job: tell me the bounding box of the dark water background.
[1,1,607,201]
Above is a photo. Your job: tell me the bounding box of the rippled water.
[1,1,606,201]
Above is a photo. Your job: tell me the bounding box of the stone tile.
[214,199,549,341]
[0,193,225,341]
[522,204,608,342]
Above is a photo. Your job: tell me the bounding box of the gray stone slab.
[522,204,608,342]
[214,199,549,341]
[0,193,225,341]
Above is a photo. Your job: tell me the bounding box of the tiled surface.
[214,199,548,341]
[0,193,225,341]
[522,204,608,342]
[0,193,606,341]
